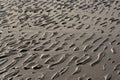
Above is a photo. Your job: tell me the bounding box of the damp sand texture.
[0,0,120,80]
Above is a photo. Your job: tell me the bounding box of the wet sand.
[0,0,120,80]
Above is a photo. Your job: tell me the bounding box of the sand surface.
[0,0,120,80]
